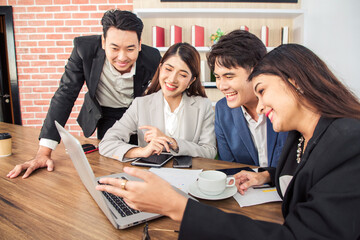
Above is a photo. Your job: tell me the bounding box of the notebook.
[55,121,190,229]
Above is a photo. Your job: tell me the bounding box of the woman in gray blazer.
[99,43,216,161]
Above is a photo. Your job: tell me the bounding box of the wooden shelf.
[134,8,304,19]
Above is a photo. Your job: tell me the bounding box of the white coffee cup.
[197,170,235,196]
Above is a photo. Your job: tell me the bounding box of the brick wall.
[1,0,133,137]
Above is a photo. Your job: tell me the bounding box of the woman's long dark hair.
[248,44,360,119]
[146,42,206,97]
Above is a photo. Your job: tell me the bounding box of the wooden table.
[0,122,283,239]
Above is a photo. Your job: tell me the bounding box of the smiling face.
[252,74,302,132]
[214,63,257,109]
[102,27,141,74]
[159,55,194,102]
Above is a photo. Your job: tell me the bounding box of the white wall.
[302,0,360,97]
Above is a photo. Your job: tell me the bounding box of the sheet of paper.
[149,168,202,193]
[233,187,282,207]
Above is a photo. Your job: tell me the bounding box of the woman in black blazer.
[96,44,360,240]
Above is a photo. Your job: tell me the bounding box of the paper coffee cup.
[0,133,12,157]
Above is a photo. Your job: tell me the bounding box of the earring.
[187,85,190,89]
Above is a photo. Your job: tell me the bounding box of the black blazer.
[179,117,360,240]
[39,35,161,142]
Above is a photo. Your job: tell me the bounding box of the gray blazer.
[99,91,217,161]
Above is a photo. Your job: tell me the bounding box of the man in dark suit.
[7,9,161,179]
[208,30,287,167]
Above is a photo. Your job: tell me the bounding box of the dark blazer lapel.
[266,118,279,166]
[232,108,259,165]
[134,54,153,97]
[88,49,105,99]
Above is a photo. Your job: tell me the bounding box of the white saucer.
[188,181,238,200]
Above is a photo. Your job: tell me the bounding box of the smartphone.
[131,154,173,168]
[216,167,254,176]
[81,144,98,154]
[172,156,192,168]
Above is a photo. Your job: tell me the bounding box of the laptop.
[55,121,190,229]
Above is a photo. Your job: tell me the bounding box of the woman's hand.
[139,125,167,143]
[96,167,188,222]
[234,170,271,195]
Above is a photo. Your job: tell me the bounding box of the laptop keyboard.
[98,179,140,217]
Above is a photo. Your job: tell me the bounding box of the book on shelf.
[152,26,165,47]
[240,25,249,31]
[281,26,289,44]
[191,25,205,47]
[261,26,269,47]
[170,25,182,46]
[200,60,211,83]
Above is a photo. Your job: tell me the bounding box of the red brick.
[49,74,63,80]
[37,27,55,33]
[23,80,41,86]
[54,13,71,19]
[72,13,89,19]
[62,5,79,11]
[49,61,66,66]
[21,55,38,61]
[47,47,64,53]
[34,100,50,105]
[72,0,88,4]
[17,0,35,5]
[46,34,64,40]
[65,20,82,26]
[30,48,47,54]
[35,0,51,5]
[16,48,30,54]
[109,0,126,3]
[56,27,72,33]
[13,21,28,27]
[17,61,30,67]
[80,5,97,11]
[27,6,44,12]
[31,61,47,66]
[91,27,102,33]
[38,41,56,47]
[17,13,36,20]
[90,0,107,3]
[47,20,64,26]
[56,40,72,46]
[26,119,43,125]
[98,5,112,11]
[35,13,53,19]
[19,87,32,93]
[19,41,37,47]
[22,113,35,119]
[45,6,61,12]
[29,34,46,40]
[90,12,104,19]
[31,74,49,80]
[23,68,40,74]
[20,100,35,106]
[39,54,55,60]
[22,93,41,99]
[14,34,29,41]
[64,34,79,40]
[83,20,99,26]
[41,93,56,99]
[29,20,46,26]
[73,27,90,33]
[35,113,47,118]
[19,28,37,33]
[33,87,50,92]
[18,74,31,80]
[12,6,27,13]
[40,67,57,73]
[41,80,60,86]
[54,0,70,4]
[116,5,133,11]
[57,67,65,73]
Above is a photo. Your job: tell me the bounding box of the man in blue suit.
[207,30,287,167]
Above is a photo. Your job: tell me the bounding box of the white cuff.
[39,138,58,150]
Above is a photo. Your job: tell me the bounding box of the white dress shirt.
[241,106,268,167]
[164,96,185,139]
